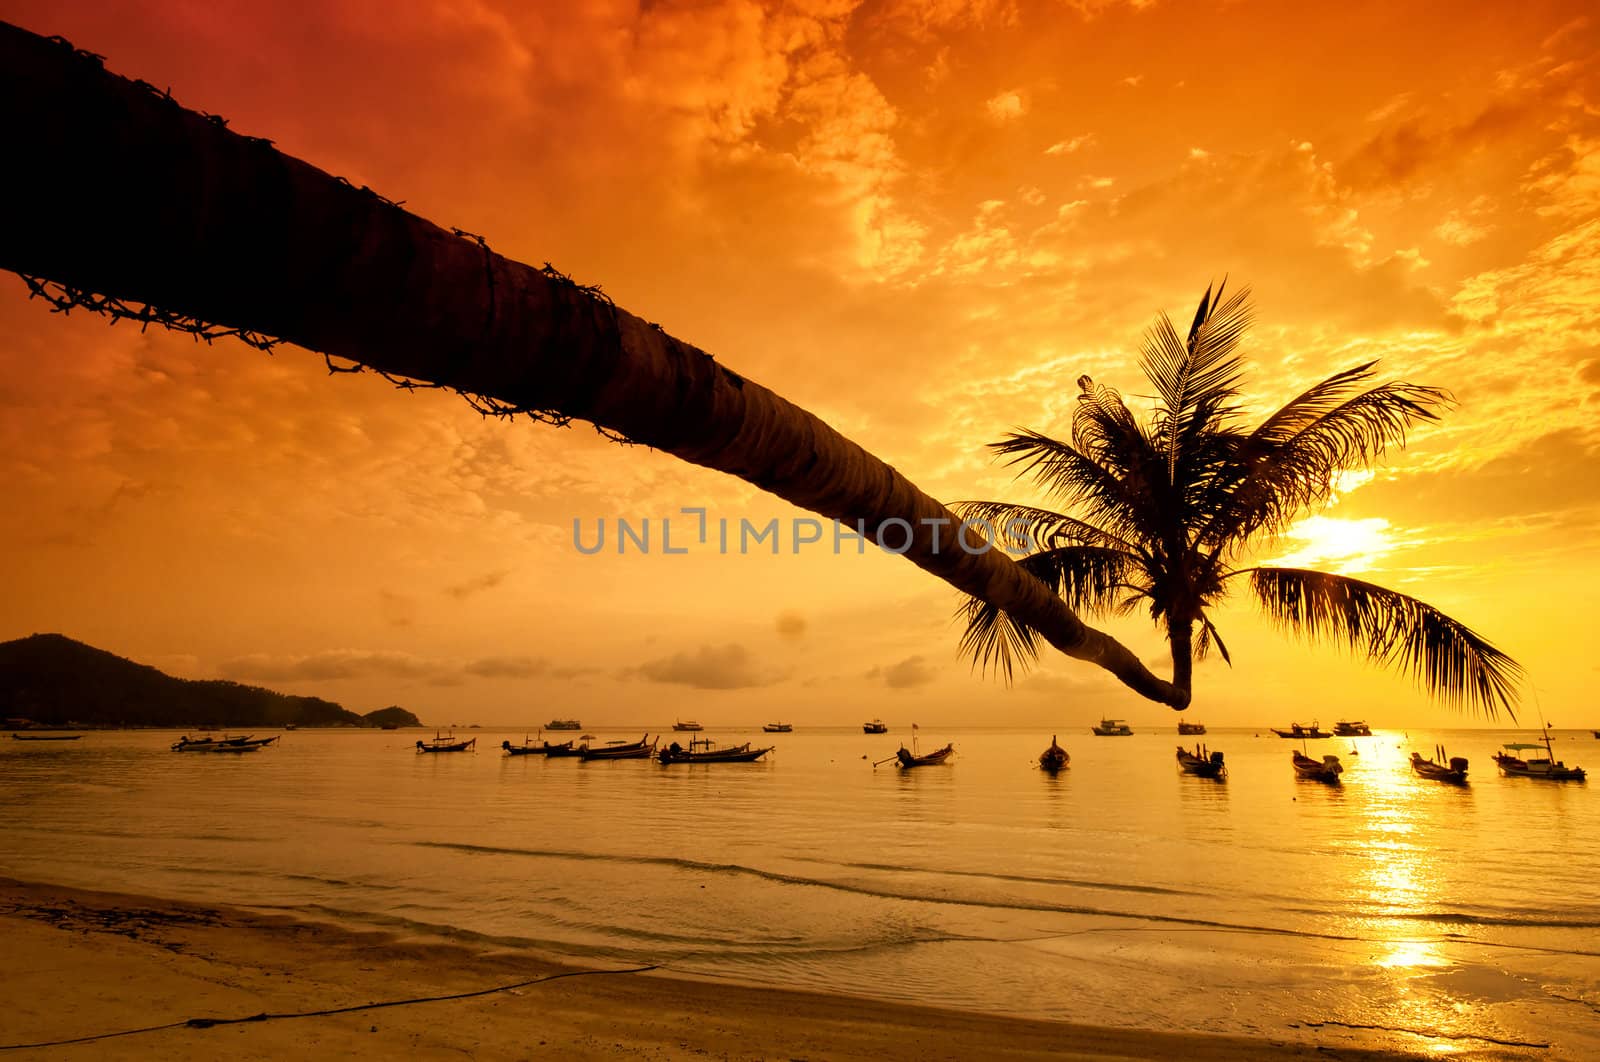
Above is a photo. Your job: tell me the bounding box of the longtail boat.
[895,742,954,768]
[579,734,656,760]
[1176,744,1226,779]
[416,732,476,753]
[658,738,772,764]
[1291,750,1343,783]
[1410,745,1468,784]
[1038,735,1069,773]
[1273,723,1331,739]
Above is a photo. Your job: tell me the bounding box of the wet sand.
[0,877,1430,1060]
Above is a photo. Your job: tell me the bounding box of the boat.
[1176,744,1226,779]
[501,737,544,756]
[863,719,888,734]
[11,732,83,741]
[283,723,298,731]
[1593,730,1600,739]
[415,732,476,753]
[1272,722,1331,740]
[1410,745,1468,784]
[546,719,582,730]
[658,738,773,764]
[1291,750,1343,783]
[541,741,582,758]
[895,742,954,768]
[1177,721,1206,735]
[1038,735,1069,773]
[579,734,657,760]
[762,722,793,733]
[1091,719,1133,736]
[671,720,704,732]
[172,733,274,751]
[206,743,262,754]
[1493,733,1586,781]
[1333,720,1373,737]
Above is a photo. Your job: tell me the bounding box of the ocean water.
[4,726,1598,1057]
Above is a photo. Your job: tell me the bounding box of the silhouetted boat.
[1091,718,1133,736]
[1291,750,1343,783]
[863,719,888,734]
[671,720,704,732]
[1333,720,1372,737]
[1177,721,1206,735]
[501,737,551,756]
[207,743,262,754]
[542,741,582,758]
[895,742,953,768]
[1272,722,1331,740]
[1410,745,1468,784]
[546,719,582,730]
[1177,744,1226,779]
[1038,735,1069,773]
[579,734,657,760]
[416,732,475,753]
[1493,734,1586,781]
[11,732,83,741]
[659,738,772,764]
[173,734,273,751]
[762,722,793,733]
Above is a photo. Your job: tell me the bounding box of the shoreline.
[0,876,1434,1060]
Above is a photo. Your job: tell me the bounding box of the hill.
[0,633,421,729]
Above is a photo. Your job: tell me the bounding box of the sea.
[4,726,1598,1058]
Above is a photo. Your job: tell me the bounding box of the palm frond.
[1196,613,1232,665]
[1142,283,1254,482]
[989,430,1151,544]
[1201,370,1452,547]
[1071,376,1153,479]
[948,500,1138,554]
[956,596,1039,683]
[1247,567,1521,718]
[1017,545,1139,616]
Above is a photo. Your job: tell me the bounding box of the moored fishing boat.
[762,722,793,733]
[1177,721,1206,735]
[1410,745,1468,784]
[1333,720,1372,737]
[11,732,83,741]
[1038,735,1069,773]
[579,734,657,760]
[1091,718,1133,736]
[1176,744,1226,779]
[1272,722,1331,739]
[415,732,475,753]
[659,738,773,764]
[895,742,953,768]
[1291,750,1343,783]
[501,737,543,756]
[863,719,888,734]
[1493,733,1586,781]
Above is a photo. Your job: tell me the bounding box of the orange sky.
[1,1,1596,729]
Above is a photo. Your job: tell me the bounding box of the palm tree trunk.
[0,20,1188,709]
[1168,619,1194,695]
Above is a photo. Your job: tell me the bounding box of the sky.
[1,0,1597,730]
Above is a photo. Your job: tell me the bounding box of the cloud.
[444,569,510,600]
[985,90,1027,123]
[628,643,786,689]
[463,655,548,679]
[878,654,936,689]
[1044,134,1093,155]
[218,650,442,683]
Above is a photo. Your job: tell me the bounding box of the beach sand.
[0,877,1428,1060]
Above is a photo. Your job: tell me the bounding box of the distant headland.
[0,633,421,730]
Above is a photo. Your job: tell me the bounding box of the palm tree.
[0,20,1187,705]
[955,283,1520,716]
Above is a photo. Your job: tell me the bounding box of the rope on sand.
[0,963,661,1051]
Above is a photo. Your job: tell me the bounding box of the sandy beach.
[0,877,1438,1060]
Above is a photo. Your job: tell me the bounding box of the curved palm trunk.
[0,21,1186,709]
